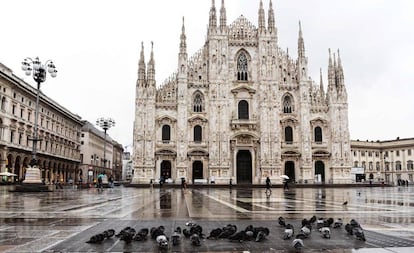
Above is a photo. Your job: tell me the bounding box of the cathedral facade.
[132,0,352,185]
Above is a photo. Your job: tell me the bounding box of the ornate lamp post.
[96,117,115,174]
[16,57,57,191]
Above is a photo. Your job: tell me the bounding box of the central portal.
[236,150,252,184]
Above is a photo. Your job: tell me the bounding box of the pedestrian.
[108,175,114,188]
[181,177,187,189]
[229,178,233,189]
[159,175,164,188]
[97,173,104,191]
[283,179,289,190]
[265,176,272,194]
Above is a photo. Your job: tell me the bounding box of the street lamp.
[22,57,57,182]
[96,117,115,174]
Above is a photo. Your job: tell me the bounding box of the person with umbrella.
[281,175,290,190]
[97,173,104,191]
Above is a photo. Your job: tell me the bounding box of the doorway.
[284,161,295,183]
[237,150,252,184]
[192,161,203,183]
[315,160,325,183]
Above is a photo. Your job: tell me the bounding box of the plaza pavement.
[0,185,414,252]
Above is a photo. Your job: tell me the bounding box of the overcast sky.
[1,0,413,150]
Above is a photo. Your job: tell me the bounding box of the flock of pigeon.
[278,215,366,251]
[85,217,366,251]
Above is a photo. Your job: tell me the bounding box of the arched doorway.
[284,161,295,183]
[160,160,171,179]
[14,156,21,180]
[237,150,252,184]
[192,161,203,183]
[315,161,325,183]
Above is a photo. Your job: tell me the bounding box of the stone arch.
[235,49,251,81]
[282,92,295,113]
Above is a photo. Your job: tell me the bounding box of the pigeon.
[296,225,311,239]
[292,238,304,250]
[320,227,331,239]
[333,218,343,228]
[229,231,247,242]
[117,227,136,243]
[245,230,254,240]
[156,234,169,249]
[190,224,204,238]
[326,218,334,227]
[186,221,197,227]
[278,216,286,227]
[86,233,105,244]
[207,228,223,239]
[253,227,270,238]
[134,228,149,241]
[283,224,294,240]
[151,226,165,240]
[218,224,237,238]
[255,230,267,242]
[183,228,192,238]
[190,233,201,246]
[350,219,360,228]
[171,227,182,246]
[301,218,310,227]
[316,218,325,229]
[343,201,348,205]
[345,223,353,235]
[309,215,317,224]
[353,226,366,241]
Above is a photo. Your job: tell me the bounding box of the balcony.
[230,119,257,131]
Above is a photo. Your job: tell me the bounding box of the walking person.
[283,178,289,190]
[265,176,272,194]
[97,173,104,192]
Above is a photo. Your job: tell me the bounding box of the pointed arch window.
[162,125,171,143]
[285,126,293,143]
[193,92,203,112]
[314,126,322,143]
[283,95,293,113]
[237,52,248,81]
[194,125,202,143]
[238,100,249,119]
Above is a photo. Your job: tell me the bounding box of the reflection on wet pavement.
[0,185,413,252]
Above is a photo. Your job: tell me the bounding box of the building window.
[194,125,202,142]
[1,97,6,111]
[376,162,380,171]
[375,151,379,157]
[18,133,22,145]
[385,162,390,171]
[238,100,249,119]
[283,95,293,113]
[10,130,14,143]
[407,160,413,170]
[193,92,203,112]
[354,161,358,167]
[361,151,365,156]
[396,161,402,171]
[237,52,248,81]
[362,161,366,169]
[353,151,356,156]
[27,111,31,122]
[12,104,16,115]
[396,150,400,156]
[162,125,171,143]
[285,126,293,143]
[81,133,84,137]
[369,162,373,171]
[408,149,412,156]
[314,127,322,143]
[368,151,372,157]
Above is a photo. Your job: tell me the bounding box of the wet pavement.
[0,185,413,252]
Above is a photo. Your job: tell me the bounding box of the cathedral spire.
[138,41,146,86]
[209,0,217,30]
[258,0,265,32]
[180,17,187,55]
[337,49,344,85]
[319,68,325,95]
[147,41,155,87]
[328,48,335,87]
[298,21,305,59]
[268,0,275,33]
[219,0,226,31]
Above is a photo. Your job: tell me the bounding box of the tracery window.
[237,52,248,81]
[283,95,293,113]
[193,92,203,112]
[238,100,249,119]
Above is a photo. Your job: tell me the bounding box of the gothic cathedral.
[132,0,352,185]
